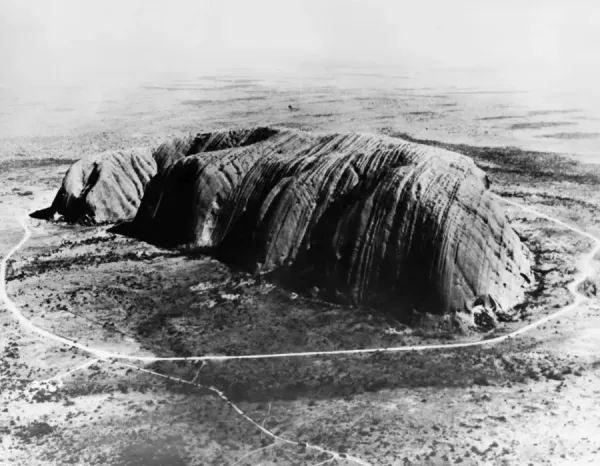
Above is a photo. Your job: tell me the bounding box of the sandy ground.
[2,71,600,465]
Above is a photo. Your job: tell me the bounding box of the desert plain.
[2,67,600,465]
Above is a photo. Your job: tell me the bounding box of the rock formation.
[131,127,533,318]
[45,148,156,224]
[41,126,533,320]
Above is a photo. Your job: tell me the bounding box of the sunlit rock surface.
[131,127,532,317]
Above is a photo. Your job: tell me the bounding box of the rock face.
[49,148,156,223]
[130,127,532,318]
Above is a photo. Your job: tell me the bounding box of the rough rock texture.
[131,127,532,317]
[49,148,156,223]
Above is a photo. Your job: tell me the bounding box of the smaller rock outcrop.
[39,148,156,224]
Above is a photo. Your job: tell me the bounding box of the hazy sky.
[2,0,599,88]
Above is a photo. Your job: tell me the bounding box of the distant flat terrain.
[2,67,600,165]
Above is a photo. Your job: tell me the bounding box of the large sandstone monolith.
[41,126,533,319]
[129,127,532,318]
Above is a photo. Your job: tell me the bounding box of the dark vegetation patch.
[214,83,262,90]
[354,96,386,101]
[311,113,337,117]
[405,94,448,99]
[539,132,600,140]
[0,158,79,171]
[148,339,582,403]
[510,228,577,319]
[14,422,55,443]
[6,235,178,282]
[508,121,576,130]
[303,99,343,105]
[578,278,597,298]
[115,441,188,466]
[504,190,600,214]
[12,188,34,197]
[526,109,581,116]
[405,111,435,116]
[380,128,600,185]
[479,115,519,121]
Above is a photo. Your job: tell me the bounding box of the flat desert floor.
[1,68,600,465]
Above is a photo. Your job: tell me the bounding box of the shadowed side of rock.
[131,127,298,246]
